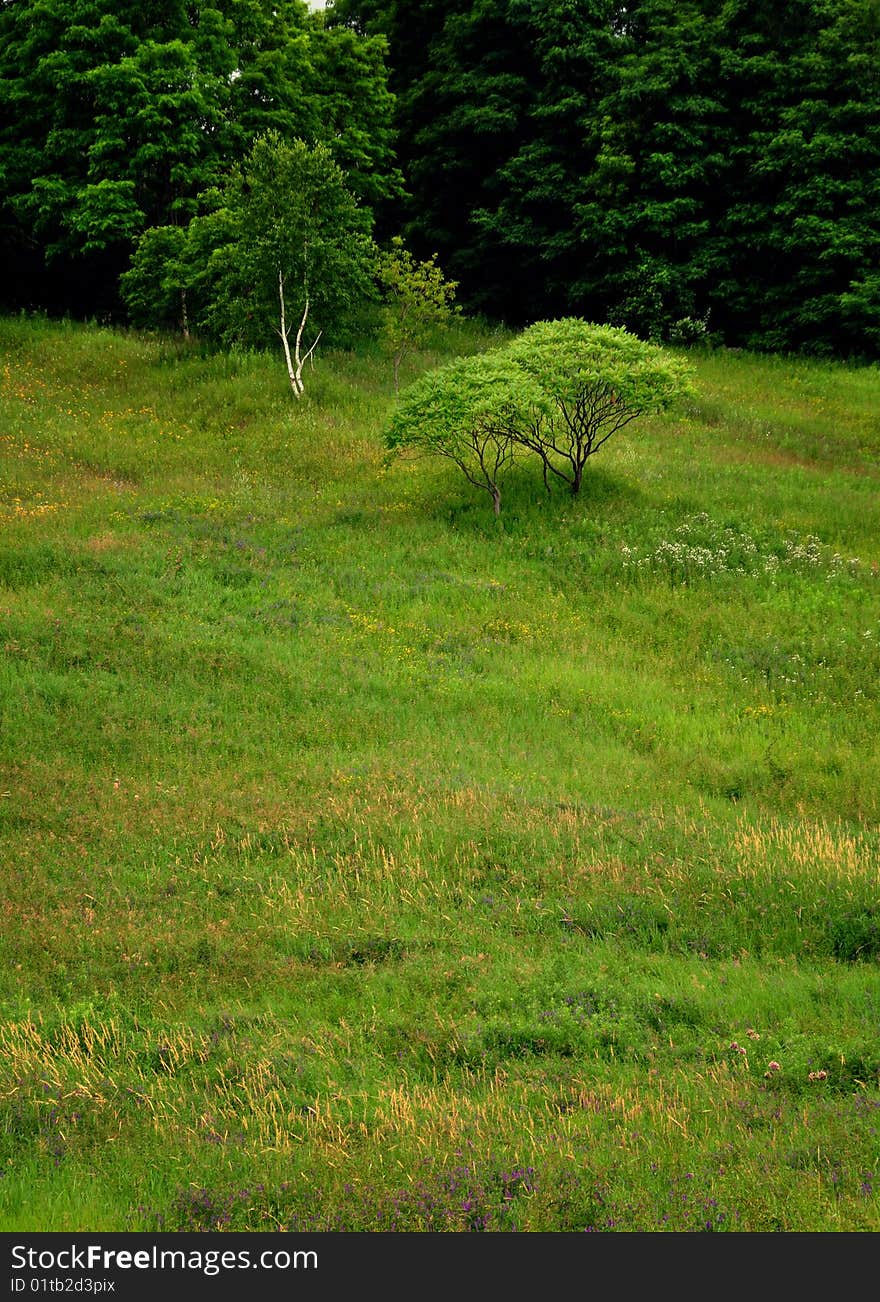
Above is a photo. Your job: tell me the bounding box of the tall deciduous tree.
[472,0,624,322]
[307,23,404,210]
[331,0,880,357]
[330,0,540,315]
[0,0,399,316]
[716,0,880,354]
[575,0,730,340]
[0,3,234,279]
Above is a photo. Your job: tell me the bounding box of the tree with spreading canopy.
[505,319,695,494]
[384,351,549,515]
[385,320,694,511]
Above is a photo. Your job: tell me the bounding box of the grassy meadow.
[0,313,878,1232]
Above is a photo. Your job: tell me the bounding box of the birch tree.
[199,133,375,395]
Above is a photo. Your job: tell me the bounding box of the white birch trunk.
[278,269,302,397]
[293,294,321,395]
[278,270,321,398]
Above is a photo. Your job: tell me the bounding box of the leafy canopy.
[385,351,549,514]
[0,0,399,316]
[331,0,880,358]
[385,319,694,510]
[506,318,695,493]
[202,132,375,348]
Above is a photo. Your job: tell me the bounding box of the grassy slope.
[0,315,878,1232]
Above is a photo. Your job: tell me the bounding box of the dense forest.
[1,0,878,356]
[0,1,400,316]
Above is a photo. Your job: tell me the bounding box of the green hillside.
[1,315,878,1231]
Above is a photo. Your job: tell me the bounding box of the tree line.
[1,0,877,358]
[0,0,400,317]
[330,0,879,358]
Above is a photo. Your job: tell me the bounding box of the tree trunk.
[278,271,322,398]
[278,270,302,397]
[491,485,501,516]
[293,295,321,396]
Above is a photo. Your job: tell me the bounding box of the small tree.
[385,353,548,516]
[208,133,376,396]
[121,206,238,342]
[121,224,195,338]
[506,319,695,493]
[377,236,460,392]
[123,133,376,395]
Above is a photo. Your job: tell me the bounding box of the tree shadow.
[425,459,650,536]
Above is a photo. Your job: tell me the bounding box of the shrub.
[377,236,460,392]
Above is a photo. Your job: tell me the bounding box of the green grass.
[1,314,878,1232]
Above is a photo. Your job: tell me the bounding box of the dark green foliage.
[473,0,634,323]
[0,0,398,317]
[0,1,237,273]
[2,0,877,350]
[332,0,542,316]
[829,910,880,963]
[577,0,731,341]
[716,0,880,355]
[307,23,404,211]
[333,0,880,357]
